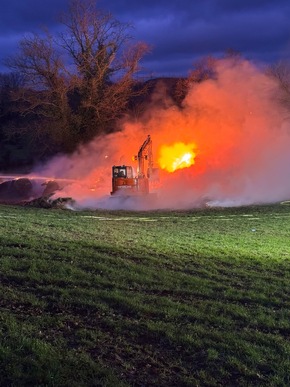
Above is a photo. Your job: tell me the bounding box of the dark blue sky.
[0,0,289,76]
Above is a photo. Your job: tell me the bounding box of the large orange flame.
[158,142,197,172]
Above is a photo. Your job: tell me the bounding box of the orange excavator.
[111,135,156,196]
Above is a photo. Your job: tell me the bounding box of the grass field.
[0,202,290,386]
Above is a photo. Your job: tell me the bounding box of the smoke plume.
[36,58,290,210]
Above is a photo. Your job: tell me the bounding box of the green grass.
[0,203,290,386]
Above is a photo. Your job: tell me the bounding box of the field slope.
[0,203,290,386]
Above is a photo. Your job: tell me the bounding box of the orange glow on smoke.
[158,142,197,172]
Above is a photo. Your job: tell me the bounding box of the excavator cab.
[111,135,156,197]
[111,165,137,195]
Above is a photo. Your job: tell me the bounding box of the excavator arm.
[137,135,153,178]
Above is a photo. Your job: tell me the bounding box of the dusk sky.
[0,0,290,76]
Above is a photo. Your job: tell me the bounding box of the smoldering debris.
[24,196,75,209]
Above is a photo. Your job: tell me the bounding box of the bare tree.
[268,60,290,113]
[0,72,24,118]
[5,0,149,151]
[59,0,149,138]
[5,32,73,151]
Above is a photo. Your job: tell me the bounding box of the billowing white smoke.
[35,58,290,210]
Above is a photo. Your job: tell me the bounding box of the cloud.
[0,0,289,75]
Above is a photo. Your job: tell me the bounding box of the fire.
[158,142,197,172]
